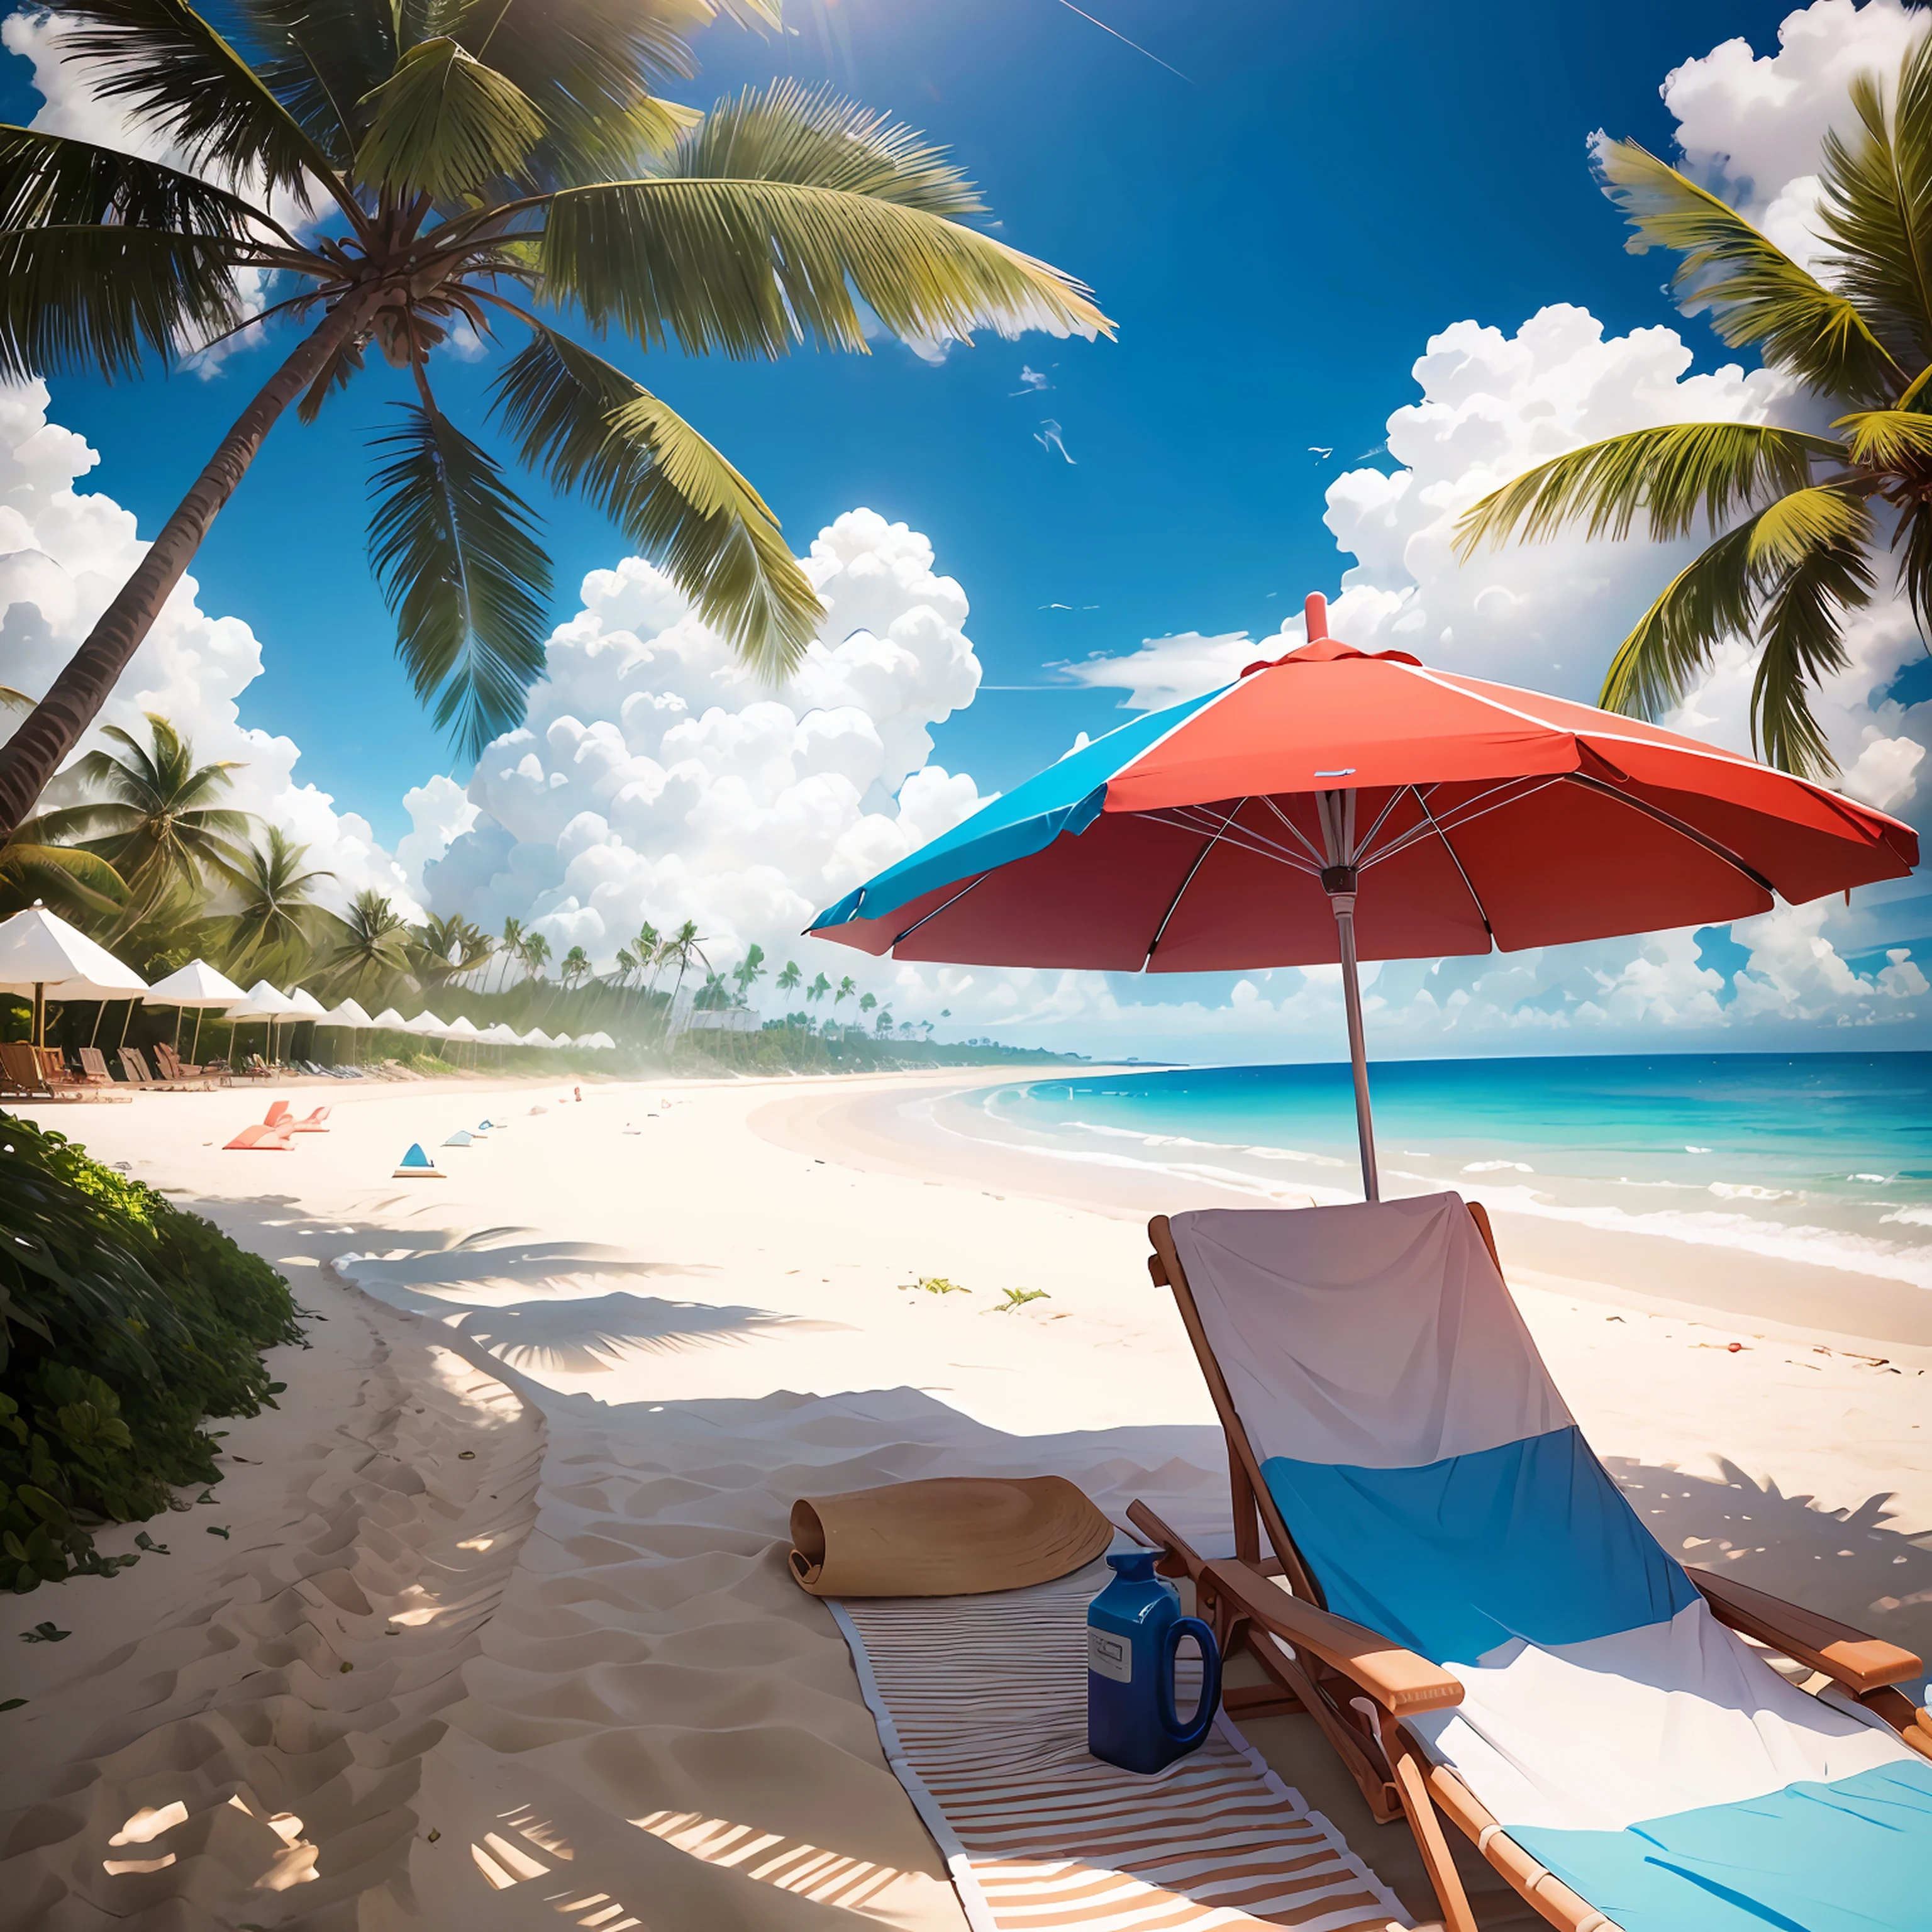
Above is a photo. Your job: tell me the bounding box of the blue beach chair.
[1131,1192,1931,1932]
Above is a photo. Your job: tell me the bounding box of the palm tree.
[1458,30,1932,777]
[858,991,876,1017]
[807,970,832,1004]
[0,815,128,921]
[323,887,412,999]
[657,919,710,999]
[411,910,491,985]
[874,1006,893,1037]
[835,974,856,1006]
[775,958,801,996]
[730,941,766,1002]
[43,714,252,913]
[495,916,526,992]
[560,943,591,989]
[221,826,335,979]
[612,945,638,989]
[0,6,1111,836]
[519,930,553,982]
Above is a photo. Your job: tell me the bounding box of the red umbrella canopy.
[809,597,1918,971]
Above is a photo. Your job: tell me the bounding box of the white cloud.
[0,379,419,918]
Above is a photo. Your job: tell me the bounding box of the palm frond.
[461,0,731,184]
[1835,405,1932,467]
[541,82,1111,357]
[491,324,820,676]
[1748,489,1874,776]
[1892,499,1932,647]
[232,0,398,166]
[1598,484,1872,775]
[0,129,266,378]
[1599,518,1758,721]
[1594,135,1903,402]
[1454,421,1842,555]
[1818,28,1932,379]
[0,840,129,919]
[367,398,552,761]
[354,37,542,201]
[45,0,343,206]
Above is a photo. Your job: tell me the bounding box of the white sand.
[1,1068,1926,1929]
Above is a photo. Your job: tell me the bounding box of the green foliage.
[992,1287,1050,1313]
[0,3,1109,770]
[1457,27,1932,779]
[899,1275,968,1295]
[0,1111,301,1592]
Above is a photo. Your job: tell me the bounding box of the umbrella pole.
[1318,788,1380,1203]
[1330,886,1380,1202]
[32,983,43,1050]
[191,1008,203,1061]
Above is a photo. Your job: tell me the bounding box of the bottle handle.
[1155,1615,1221,1750]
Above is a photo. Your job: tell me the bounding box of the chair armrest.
[1690,1567,1923,1694]
[1202,1558,1463,1715]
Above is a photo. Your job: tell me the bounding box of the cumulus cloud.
[419,512,989,972]
[0,380,419,916]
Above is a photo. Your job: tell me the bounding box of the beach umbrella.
[443,1012,481,1067]
[552,1031,575,1047]
[808,594,1919,1201]
[226,979,296,1065]
[370,1006,409,1030]
[142,957,244,1057]
[285,986,326,1061]
[522,1028,555,1048]
[319,995,375,1066]
[404,1011,449,1038]
[0,903,147,1046]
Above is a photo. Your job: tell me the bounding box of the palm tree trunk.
[0,291,381,836]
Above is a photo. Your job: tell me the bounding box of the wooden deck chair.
[75,1046,116,1085]
[1130,1194,1932,1932]
[153,1043,214,1084]
[118,1046,157,1085]
[0,1041,55,1099]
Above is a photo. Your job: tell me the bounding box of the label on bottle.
[1087,1626,1131,1683]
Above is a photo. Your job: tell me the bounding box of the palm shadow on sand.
[1608,1453,1932,1697]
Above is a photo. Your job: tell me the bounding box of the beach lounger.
[0,1041,54,1099]
[288,1104,330,1132]
[118,1046,156,1085]
[1130,1192,1932,1932]
[263,1100,292,1128]
[224,1119,294,1150]
[153,1043,219,1085]
[75,1046,117,1086]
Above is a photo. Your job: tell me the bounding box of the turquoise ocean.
[934,1053,1932,1292]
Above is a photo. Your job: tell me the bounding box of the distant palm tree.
[519,930,553,982]
[858,991,877,1016]
[695,968,731,1010]
[807,971,832,1005]
[222,827,335,979]
[875,1006,893,1037]
[730,941,766,1002]
[775,958,802,996]
[0,1,1110,835]
[613,946,639,989]
[494,916,526,992]
[325,888,412,999]
[835,974,856,1006]
[1459,28,1932,776]
[411,910,491,985]
[45,714,252,915]
[657,919,710,1000]
[560,943,591,989]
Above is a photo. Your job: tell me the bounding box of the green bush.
[0,1112,302,1592]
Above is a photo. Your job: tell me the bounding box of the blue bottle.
[1087,1551,1223,1774]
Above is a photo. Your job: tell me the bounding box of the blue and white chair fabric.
[1170,1191,1932,1932]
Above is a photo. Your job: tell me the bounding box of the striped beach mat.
[830,1560,1410,1932]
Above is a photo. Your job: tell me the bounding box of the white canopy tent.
[225,980,296,1064]
[141,958,244,1058]
[0,904,147,1046]
[316,996,375,1067]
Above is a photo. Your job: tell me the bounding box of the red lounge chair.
[289,1105,331,1132]
[224,1121,294,1150]
[264,1101,292,1128]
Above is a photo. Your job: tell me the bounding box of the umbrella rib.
[1413,789,1495,941]
[888,873,987,950]
[1257,796,1330,867]
[1140,808,1320,874]
[1562,773,1776,894]
[1364,776,1559,867]
[1352,785,1412,862]
[1144,798,1246,967]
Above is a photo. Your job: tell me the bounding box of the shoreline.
[3,1066,1927,1928]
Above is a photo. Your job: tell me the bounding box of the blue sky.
[1,0,1806,845]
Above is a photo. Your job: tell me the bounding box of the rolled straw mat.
[789,1475,1112,1598]
[824,1560,1409,1932]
